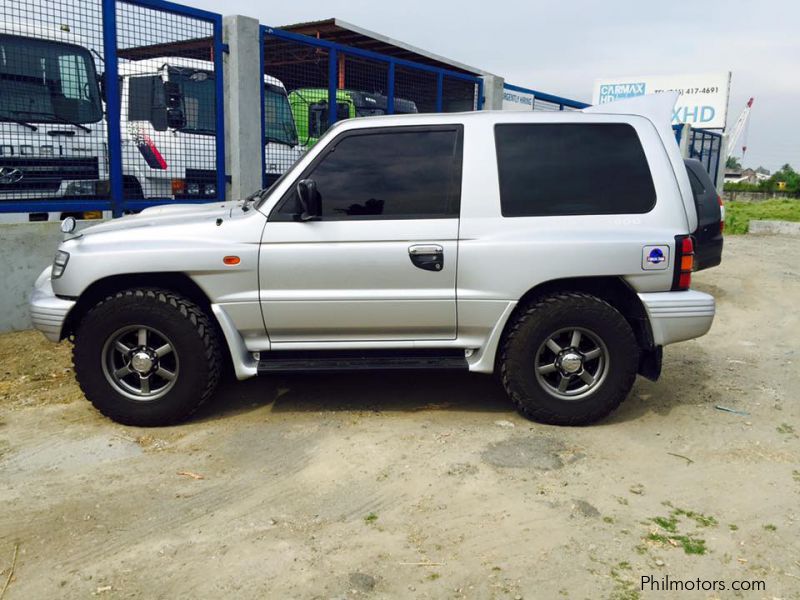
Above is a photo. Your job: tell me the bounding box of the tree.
[725,155,742,170]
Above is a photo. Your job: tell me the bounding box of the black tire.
[73,289,222,426]
[500,292,639,426]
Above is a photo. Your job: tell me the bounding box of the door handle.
[408,244,444,272]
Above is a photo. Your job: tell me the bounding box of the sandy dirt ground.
[0,235,798,599]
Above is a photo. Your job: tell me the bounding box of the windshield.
[355,107,386,117]
[264,83,298,146]
[0,34,103,125]
[169,67,216,135]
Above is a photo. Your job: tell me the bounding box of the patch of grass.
[652,516,679,533]
[728,524,739,531]
[673,508,718,528]
[676,536,707,555]
[725,199,800,234]
[364,512,378,524]
[609,565,641,600]
[647,533,707,555]
[763,524,777,532]
[793,470,800,483]
[651,508,716,532]
[647,506,715,555]
[776,423,795,435]
[427,572,440,581]
[603,516,614,524]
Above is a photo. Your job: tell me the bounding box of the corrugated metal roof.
[279,18,494,77]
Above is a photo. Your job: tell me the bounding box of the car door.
[259,125,463,343]
[684,159,723,270]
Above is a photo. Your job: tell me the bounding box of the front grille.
[0,157,99,193]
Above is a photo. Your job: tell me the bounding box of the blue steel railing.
[503,82,590,111]
[0,0,226,216]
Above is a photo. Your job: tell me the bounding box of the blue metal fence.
[0,0,225,216]
[503,83,590,112]
[674,124,723,184]
[260,26,484,186]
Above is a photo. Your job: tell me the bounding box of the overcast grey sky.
[191,0,798,171]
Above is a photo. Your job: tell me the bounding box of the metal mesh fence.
[262,31,330,183]
[116,1,220,203]
[442,76,477,112]
[394,65,437,113]
[261,29,480,185]
[689,129,722,183]
[0,0,107,217]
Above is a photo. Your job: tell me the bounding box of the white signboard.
[503,87,535,111]
[592,72,731,129]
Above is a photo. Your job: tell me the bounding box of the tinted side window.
[276,128,462,220]
[495,123,656,217]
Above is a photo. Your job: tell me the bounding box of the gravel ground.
[0,235,798,599]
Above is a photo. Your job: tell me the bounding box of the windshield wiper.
[12,110,91,133]
[0,113,37,131]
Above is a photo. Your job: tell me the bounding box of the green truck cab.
[288,88,418,147]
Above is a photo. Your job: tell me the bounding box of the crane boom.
[727,97,754,157]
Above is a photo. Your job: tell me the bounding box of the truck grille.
[0,157,99,194]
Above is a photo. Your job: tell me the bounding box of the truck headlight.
[52,250,70,278]
[204,183,216,196]
[64,180,97,197]
[187,182,201,195]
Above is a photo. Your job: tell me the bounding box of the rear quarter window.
[495,123,656,217]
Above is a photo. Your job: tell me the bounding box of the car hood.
[77,201,242,236]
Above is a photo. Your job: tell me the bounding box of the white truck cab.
[0,23,107,222]
[118,57,302,198]
[31,93,716,427]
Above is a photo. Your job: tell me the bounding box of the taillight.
[673,236,694,290]
[718,195,725,234]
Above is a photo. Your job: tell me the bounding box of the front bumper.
[29,267,75,342]
[638,290,715,346]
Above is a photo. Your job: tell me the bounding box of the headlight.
[64,180,97,197]
[204,183,216,196]
[52,250,70,278]
[187,182,201,195]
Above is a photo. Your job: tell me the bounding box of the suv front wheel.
[73,289,222,426]
[500,292,639,425]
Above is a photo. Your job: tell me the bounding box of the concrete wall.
[0,223,65,332]
[723,191,798,203]
[748,220,800,236]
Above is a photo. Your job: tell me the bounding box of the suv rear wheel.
[73,289,222,426]
[500,292,639,425]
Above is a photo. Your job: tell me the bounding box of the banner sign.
[502,87,535,111]
[592,72,731,129]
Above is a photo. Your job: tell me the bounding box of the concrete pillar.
[480,74,505,110]
[223,15,263,200]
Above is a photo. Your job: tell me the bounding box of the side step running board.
[257,352,468,374]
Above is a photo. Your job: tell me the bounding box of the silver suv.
[30,93,716,427]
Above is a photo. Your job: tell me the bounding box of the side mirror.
[296,179,321,221]
[163,81,186,129]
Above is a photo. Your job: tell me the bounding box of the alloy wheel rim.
[101,325,179,401]
[534,327,609,400]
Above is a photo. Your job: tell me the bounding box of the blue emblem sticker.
[647,248,666,264]
[642,245,670,270]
